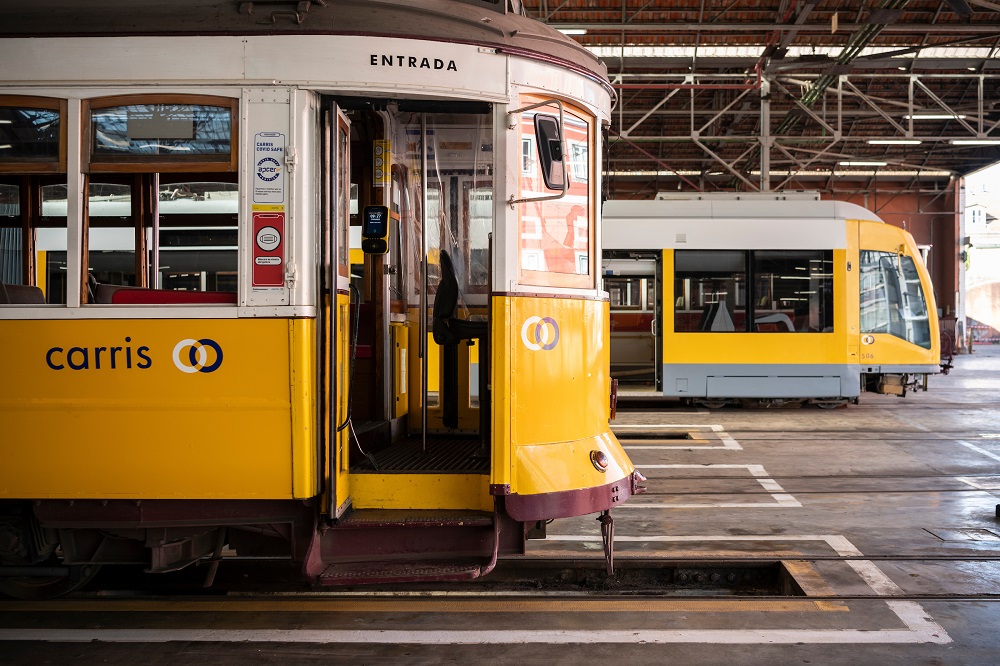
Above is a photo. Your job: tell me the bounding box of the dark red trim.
[490,483,511,496]
[504,470,646,522]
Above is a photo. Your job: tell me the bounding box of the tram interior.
[340,103,494,478]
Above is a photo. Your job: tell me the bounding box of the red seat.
[110,288,237,305]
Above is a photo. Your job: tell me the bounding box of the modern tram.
[602,193,942,407]
[0,0,644,599]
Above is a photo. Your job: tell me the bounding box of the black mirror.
[534,113,565,191]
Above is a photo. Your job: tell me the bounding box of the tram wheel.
[0,563,101,600]
[698,400,728,409]
[814,401,847,410]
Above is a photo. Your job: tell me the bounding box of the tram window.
[0,97,67,303]
[518,102,593,288]
[84,96,237,172]
[607,277,643,309]
[0,97,66,173]
[752,250,833,333]
[674,250,745,332]
[860,250,931,349]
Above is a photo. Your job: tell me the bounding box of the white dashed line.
[620,463,802,508]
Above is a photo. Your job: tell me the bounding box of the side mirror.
[534,114,565,191]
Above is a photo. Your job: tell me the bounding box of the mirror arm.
[506,99,567,208]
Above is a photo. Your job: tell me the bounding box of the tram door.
[326,104,353,517]
[603,253,661,390]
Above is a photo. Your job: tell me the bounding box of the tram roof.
[603,197,885,225]
[1,0,612,93]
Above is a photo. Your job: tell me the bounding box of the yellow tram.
[603,193,942,407]
[0,0,642,598]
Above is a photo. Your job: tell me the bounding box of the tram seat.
[0,282,45,304]
[110,288,237,305]
[432,250,488,432]
[696,300,735,332]
[755,313,795,332]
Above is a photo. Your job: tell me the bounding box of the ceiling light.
[839,161,887,166]
[557,29,587,35]
[950,139,1000,146]
[867,140,922,145]
[904,114,967,120]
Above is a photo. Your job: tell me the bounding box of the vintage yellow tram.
[0,0,643,598]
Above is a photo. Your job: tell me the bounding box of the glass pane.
[158,181,238,214]
[0,107,60,162]
[899,256,931,348]
[390,110,493,305]
[467,186,491,286]
[606,277,643,309]
[674,250,746,332]
[752,250,833,333]
[860,250,930,348]
[0,226,22,285]
[518,105,591,279]
[0,183,18,218]
[91,103,231,158]
[338,125,349,269]
[860,250,899,336]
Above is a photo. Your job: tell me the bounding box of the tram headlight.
[590,450,609,472]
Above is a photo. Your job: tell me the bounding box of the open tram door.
[321,98,496,528]
[602,251,662,392]
[323,102,354,518]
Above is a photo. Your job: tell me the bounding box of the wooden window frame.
[516,97,596,290]
[83,94,238,173]
[0,96,68,174]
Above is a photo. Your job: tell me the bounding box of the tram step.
[332,509,494,529]
[317,559,488,586]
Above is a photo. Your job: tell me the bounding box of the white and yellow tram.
[602,193,942,407]
[0,0,643,598]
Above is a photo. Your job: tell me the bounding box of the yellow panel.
[333,293,352,513]
[350,473,491,511]
[289,319,318,498]
[858,219,941,363]
[0,318,317,499]
[495,295,635,495]
[661,248,852,366]
[391,322,409,419]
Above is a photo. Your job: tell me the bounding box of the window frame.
[516,96,596,290]
[0,96,68,175]
[83,94,238,174]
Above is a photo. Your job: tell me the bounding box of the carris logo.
[520,316,559,351]
[173,338,224,374]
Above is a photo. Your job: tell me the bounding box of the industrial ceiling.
[521,0,1000,197]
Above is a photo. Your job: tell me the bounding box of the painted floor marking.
[956,475,1000,491]
[618,463,801,508]
[614,424,742,450]
[0,598,831,614]
[539,533,950,645]
[0,535,949,645]
[957,439,1000,463]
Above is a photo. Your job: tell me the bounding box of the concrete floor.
[2,346,1000,665]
